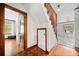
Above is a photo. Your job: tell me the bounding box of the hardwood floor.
[5,39,24,56]
[75,48,79,56]
[48,44,78,56]
[5,39,79,56]
[16,45,49,56]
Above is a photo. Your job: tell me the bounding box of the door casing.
[37,28,47,52]
[0,3,5,56]
[5,4,28,49]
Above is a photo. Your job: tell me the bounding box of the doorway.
[37,28,47,52]
[4,4,27,56]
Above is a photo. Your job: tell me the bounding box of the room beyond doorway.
[4,4,27,56]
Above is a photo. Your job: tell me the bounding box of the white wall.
[27,14,37,48]
[75,7,79,48]
[57,21,75,48]
[47,22,57,51]
[54,3,77,48]
[5,8,18,21]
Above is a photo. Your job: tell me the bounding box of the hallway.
[1,3,79,56]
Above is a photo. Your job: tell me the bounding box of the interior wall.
[75,7,79,48]
[56,3,77,48]
[5,8,18,20]
[27,14,37,48]
[57,21,75,48]
[47,22,57,51]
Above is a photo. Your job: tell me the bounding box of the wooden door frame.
[5,4,28,49]
[37,28,47,52]
[0,3,5,56]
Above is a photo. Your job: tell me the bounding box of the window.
[4,20,15,34]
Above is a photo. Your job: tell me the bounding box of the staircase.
[42,3,57,39]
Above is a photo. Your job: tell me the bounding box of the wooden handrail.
[44,3,57,38]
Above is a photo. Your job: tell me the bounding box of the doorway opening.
[4,4,27,56]
[37,28,47,52]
